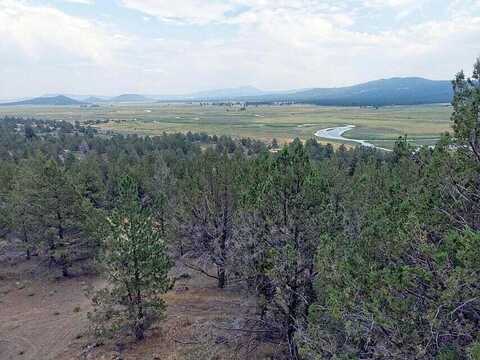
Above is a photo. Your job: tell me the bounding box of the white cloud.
[0,0,126,66]
[1,0,479,98]
[121,0,235,25]
[63,0,95,4]
[363,0,421,8]
[0,0,134,97]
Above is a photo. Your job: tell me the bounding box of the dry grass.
[0,103,453,148]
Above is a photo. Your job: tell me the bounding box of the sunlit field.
[0,103,453,148]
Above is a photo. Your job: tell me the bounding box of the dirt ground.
[0,257,277,360]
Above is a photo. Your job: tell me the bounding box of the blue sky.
[1,0,479,98]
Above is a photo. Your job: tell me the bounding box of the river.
[314,125,392,152]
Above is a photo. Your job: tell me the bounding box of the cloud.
[363,0,420,8]
[140,0,480,90]
[119,0,357,26]
[0,0,126,66]
[120,0,236,25]
[0,0,135,97]
[63,0,95,4]
[1,0,479,98]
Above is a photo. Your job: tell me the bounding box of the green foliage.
[70,154,106,208]
[451,58,480,162]
[299,59,480,360]
[88,176,173,340]
[7,158,43,258]
[235,139,330,358]
[0,61,479,357]
[179,149,242,288]
[468,342,480,360]
[36,159,93,275]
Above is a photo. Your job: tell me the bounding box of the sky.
[1,0,479,98]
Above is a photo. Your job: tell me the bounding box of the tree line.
[0,60,479,358]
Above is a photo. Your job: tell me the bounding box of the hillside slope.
[283,77,453,106]
[0,95,85,106]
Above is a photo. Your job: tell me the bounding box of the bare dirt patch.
[0,260,93,360]
[0,260,276,359]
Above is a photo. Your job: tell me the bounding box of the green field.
[0,103,453,149]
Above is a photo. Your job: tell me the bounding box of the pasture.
[0,103,453,149]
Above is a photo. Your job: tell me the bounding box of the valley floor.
[0,103,452,148]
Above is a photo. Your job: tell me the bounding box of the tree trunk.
[62,263,69,277]
[134,322,144,341]
[217,265,226,289]
[22,227,30,260]
[134,255,144,341]
[287,325,300,360]
[160,206,165,237]
[135,299,145,340]
[61,254,69,277]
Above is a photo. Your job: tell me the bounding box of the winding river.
[315,125,392,152]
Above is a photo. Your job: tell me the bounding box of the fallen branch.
[180,260,219,280]
[449,297,479,317]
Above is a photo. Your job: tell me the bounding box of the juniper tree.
[452,58,480,162]
[300,95,480,359]
[179,150,240,288]
[237,140,328,359]
[148,155,176,238]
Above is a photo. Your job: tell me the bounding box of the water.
[315,125,392,152]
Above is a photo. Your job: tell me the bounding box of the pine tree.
[70,154,106,209]
[89,176,172,340]
[8,159,43,259]
[36,159,90,276]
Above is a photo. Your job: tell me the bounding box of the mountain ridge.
[1,77,454,106]
[109,94,153,102]
[0,95,86,106]
[235,77,453,106]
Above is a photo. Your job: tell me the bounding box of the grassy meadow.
[0,103,453,148]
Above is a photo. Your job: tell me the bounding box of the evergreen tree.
[88,176,172,340]
[452,58,480,162]
[8,159,43,259]
[36,159,91,276]
[240,139,328,359]
[180,150,240,288]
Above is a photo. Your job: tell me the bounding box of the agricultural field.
[0,103,453,149]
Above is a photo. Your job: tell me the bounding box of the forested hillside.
[0,61,479,359]
[236,78,454,106]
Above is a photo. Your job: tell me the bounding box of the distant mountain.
[185,86,266,100]
[110,94,152,102]
[3,78,453,107]
[0,95,86,106]
[84,96,107,103]
[152,78,452,105]
[43,94,111,101]
[239,78,454,106]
